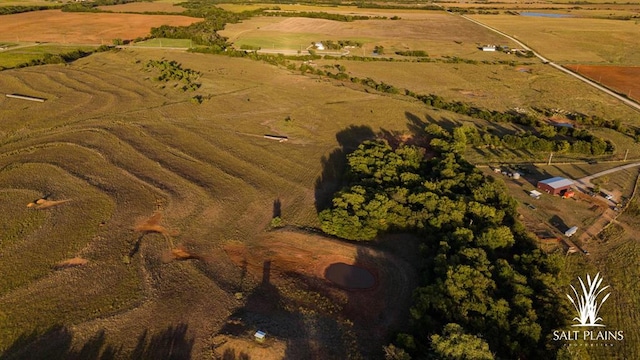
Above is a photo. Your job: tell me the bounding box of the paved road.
[460,15,640,113]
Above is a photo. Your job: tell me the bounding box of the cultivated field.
[565,64,640,102]
[0,10,200,44]
[469,14,640,65]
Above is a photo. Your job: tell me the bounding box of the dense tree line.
[149,1,266,48]
[395,50,428,57]
[0,5,56,15]
[319,127,568,359]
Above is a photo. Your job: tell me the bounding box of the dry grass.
[220,13,518,54]
[469,14,640,65]
[0,10,200,44]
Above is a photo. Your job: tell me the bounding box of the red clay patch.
[565,64,640,101]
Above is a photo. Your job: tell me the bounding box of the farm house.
[537,177,574,195]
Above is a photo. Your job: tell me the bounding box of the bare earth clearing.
[0,10,200,44]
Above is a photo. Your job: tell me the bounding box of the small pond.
[324,262,376,290]
[520,12,574,18]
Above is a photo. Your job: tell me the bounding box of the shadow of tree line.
[0,323,194,360]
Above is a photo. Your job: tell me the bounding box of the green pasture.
[133,38,193,48]
[0,44,96,69]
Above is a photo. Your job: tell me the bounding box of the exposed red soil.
[565,64,640,101]
[223,231,416,332]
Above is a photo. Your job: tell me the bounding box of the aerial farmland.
[1,0,639,359]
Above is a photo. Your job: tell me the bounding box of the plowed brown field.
[565,64,640,101]
[0,10,200,44]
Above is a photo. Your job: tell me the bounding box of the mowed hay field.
[0,10,200,44]
[565,64,640,102]
[0,49,429,358]
[469,15,640,65]
[220,12,518,55]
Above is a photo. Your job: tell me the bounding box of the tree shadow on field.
[314,125,375,212]
[131,323,194,360]
[0,324,193,360]
[222,348,251,360]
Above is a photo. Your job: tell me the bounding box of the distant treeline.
[149,2,265,48]
[0,5,58,15]
[264,10,384,21]
[61,0,147,12]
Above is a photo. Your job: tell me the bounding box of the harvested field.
[565,64,640,102]
[0,10,200,44]
[98,2,186,13]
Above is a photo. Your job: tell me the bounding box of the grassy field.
[0,48,433,358]
[132,38,193,48]
[0,44,96,69]
[219,13,518,55]
[469,14,640,65]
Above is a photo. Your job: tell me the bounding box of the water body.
[324,262,376,289]
[520,12,574,18]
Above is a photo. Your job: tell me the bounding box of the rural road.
[460,15,640,113]
[574,162,640,192]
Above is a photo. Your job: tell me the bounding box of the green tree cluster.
[319,127,568,359]
[145,59,201,91]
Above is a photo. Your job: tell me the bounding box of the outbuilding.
[537,177,573,195]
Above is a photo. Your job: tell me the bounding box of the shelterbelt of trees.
[319,126,568,359]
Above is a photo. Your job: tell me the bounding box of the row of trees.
[439,124,615,156]
[318,128,568,359]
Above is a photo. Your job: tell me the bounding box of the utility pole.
[547,152,553,166]
[624,149,629,161]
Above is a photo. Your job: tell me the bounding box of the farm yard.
[1,1,640,358]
